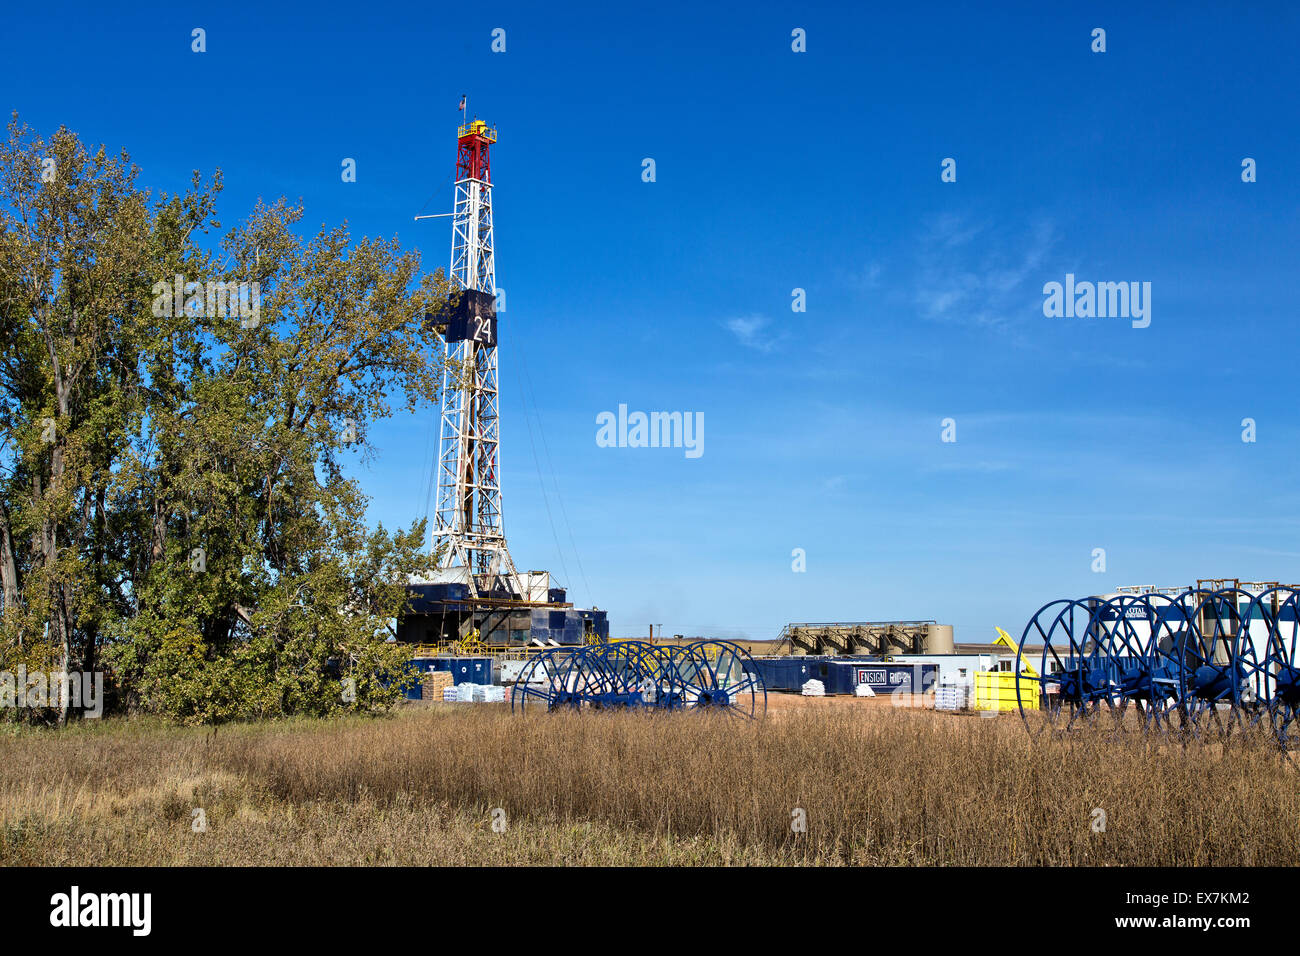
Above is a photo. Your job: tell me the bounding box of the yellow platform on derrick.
[458,121,496,142]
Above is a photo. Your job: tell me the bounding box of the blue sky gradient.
[6,1,1298,640]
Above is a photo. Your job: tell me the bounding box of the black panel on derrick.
[425,289,496,345]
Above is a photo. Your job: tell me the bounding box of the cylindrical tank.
[925,624,955,654]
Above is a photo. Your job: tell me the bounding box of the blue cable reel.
[586,640,665,710]
[510,644,648,714]
[1252,587,1300,750]
[1135,592,1194,730]
[661,640,766,719]
[1091,593,1183,733]
[1014,585,1300,749]
[1175,588,1272,742]
[510,640,766,719]
[1016,598,1116,736]
[510,646,600,714]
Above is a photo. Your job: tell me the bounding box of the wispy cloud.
[912,215,1056,331]
[854,261,883,290]
[925,213,985,250]
[724,314,781,352]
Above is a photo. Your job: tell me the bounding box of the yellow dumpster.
[974,670,1038,712]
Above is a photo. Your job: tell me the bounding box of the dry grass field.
[2,699,1297,866]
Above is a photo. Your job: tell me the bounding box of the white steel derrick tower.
[432,118,519,598]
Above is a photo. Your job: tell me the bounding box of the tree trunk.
[0,502,19,629]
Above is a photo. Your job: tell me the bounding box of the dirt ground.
[762,691,950,714]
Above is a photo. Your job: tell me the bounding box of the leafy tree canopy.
[0,115,450,725]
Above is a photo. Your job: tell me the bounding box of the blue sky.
[5,1,1298,641]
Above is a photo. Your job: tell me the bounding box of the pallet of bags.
[423,671,454,702]
[465,683,505,703]
[801,679,826,697]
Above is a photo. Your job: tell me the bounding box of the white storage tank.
[925,624,955,654]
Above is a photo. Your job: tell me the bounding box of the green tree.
[0,115,450,724]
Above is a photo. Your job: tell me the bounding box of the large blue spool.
[1016,586,1300,748]
[510,640,765,719]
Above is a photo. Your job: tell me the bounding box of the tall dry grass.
[1,704,1296,865]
